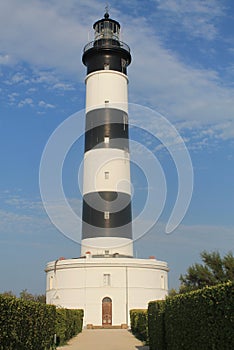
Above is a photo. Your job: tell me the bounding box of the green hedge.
[148,300,165,350]
[148,282,234,350]
[0,295,84,349]
[130,309,148,343]
[0,295,56,350]
[55,308,84,345]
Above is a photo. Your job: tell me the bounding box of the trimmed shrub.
[164,281,234,350]
[0,294,84,349]
[130,309,148,343]
[148,300,165,350]
[0,295,56,350]
[55,308,84,345]
[148,282,234,350]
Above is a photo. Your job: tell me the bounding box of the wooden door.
[102,297,112,326]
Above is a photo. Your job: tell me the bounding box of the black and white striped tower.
[81,11,133,257]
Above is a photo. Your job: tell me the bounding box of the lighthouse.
[45,11,169,328]
[81,11,133,257]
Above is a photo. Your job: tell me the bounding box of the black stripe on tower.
[82,48,131,75]
[82,191,132,238]
[85,108,129,152]
[82,192,132,239]
[82,222,132,239]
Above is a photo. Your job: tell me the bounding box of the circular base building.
[45,255,168,327]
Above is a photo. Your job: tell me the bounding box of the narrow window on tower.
[104,211,110,219]
[123,114,127,130]
[104,171,109,180]
[100,22,104,37]
[103,273,111,286]
[104,136,109,144]
[121,58,126,72]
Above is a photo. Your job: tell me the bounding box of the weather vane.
[105,3,109,14]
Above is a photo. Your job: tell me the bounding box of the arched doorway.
[102,297,112,326]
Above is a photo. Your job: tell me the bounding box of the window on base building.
[49,276,53,290]
[103,273,111,286]
[161,275,165,289]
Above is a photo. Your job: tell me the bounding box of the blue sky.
[0,0,233,295]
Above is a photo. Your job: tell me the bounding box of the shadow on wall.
[135,346,149,350]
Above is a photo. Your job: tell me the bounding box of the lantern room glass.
[94,20,120,41]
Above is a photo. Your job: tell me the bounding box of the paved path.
[57,329,149,350]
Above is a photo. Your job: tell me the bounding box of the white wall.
[46,258,169,327]
[81,237,133,256]
[86,70,128,113]
[83,148,131,195]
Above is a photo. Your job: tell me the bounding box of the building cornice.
[45,258,169,273]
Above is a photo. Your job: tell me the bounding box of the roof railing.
[83,40,130,53]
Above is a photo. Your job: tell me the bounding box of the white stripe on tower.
[81,11,133,257]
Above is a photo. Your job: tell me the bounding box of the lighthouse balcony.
[83,39,130,54]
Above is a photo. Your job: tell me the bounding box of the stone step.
[87,324,128,329]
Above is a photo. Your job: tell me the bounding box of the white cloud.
[31,70,59,85]
[8,92,19,104]
[11,72,29,84]
[4,196,43,211]
[4,71,33,85]
[0,53,14,65]
[0,209,51,235]
[0,0,94,75]
[125,21,234,139]
[129,33,232,117]
[18,98,34,108]
[0,0,233,140]
[212,121,234,140]
[52,82,75,91]
[38,100,55,109]
[26,87,37,94]
[155,0,224,40]
[1,192,82,241]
